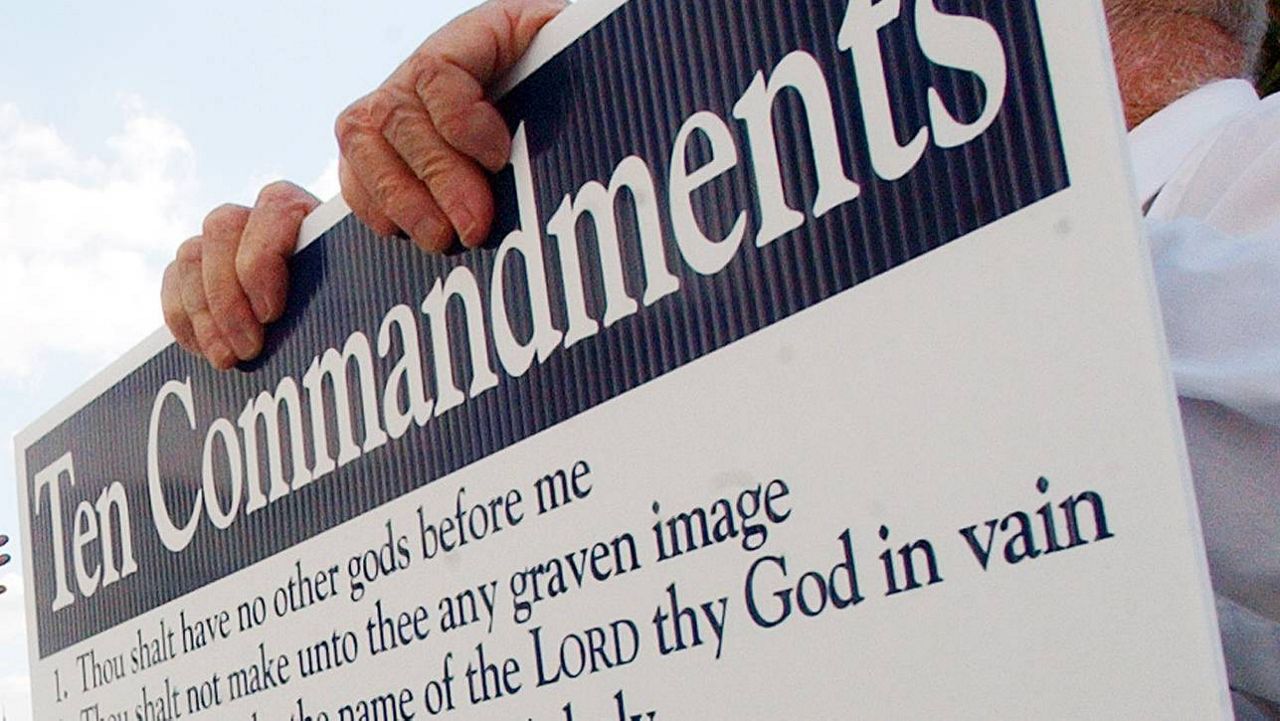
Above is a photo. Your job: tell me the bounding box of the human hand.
[161,182,321,369]
[334,0,566,253]
[0,533,9,595]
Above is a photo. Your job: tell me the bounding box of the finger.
[415,59,511,172]
[237,181,321,324]
[200,204,262,361]
[179,244,237,370]
[336,96,453,252]
[428,0,568,84]
[411,0,566,170]
[162,248,199,354]
[381,103,495,247]
[339,154,397,236]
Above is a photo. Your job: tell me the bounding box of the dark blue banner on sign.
[24,0,1066,657]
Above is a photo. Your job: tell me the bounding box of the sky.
[0,2,481,717]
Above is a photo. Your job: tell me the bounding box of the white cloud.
[228,156,337,215]
[0,570,27,648]
[0,673,31,721]
[0,570,31,721]
[0,101,200,379]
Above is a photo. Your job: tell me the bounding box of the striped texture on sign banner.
[25,0,1067,656]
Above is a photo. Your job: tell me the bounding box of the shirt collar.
[1128,79,1259,209]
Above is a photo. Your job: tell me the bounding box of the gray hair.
[1207,0,1270,62]
[1108,0,1270,72]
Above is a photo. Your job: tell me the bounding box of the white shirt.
[1130,79,1280,717]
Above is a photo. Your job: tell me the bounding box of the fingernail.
[248,293,276,325]
[208,340,236,370]
[0,586,7,595]
[0,554,10,566]
[412,217,450,252]
[0,534,8,547]
[228,324,262,361]
[483,144,510,173]
[241,325,264,357]
[454,207,480,248]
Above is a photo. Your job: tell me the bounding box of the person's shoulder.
[1151,84,1280,236]
[1221,86,1280,142]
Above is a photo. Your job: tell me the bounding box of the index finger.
[408,0,567,84]
[410,0,567,165]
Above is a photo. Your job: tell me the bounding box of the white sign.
[17,0,1231,718]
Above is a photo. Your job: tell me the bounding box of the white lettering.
[33,453,76,610]
[422,267,500,416]
[733,50,861,246]
[669,111,749,275]
[147,379,202,553]
[237,377,312,509]
[491,124,565,374]
[915,0,1008,147]
[839,0,928,180]
[378,304,435,438]
[202,418,243,530]
[302,331,388,478]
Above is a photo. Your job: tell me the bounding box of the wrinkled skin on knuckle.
[364,88,405,134]
[370,170,412,212]
[408,48,448,94]
[335,96,380,149]
[381,102,426,149]
[433,103,478,149]
[418,146,460,187]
